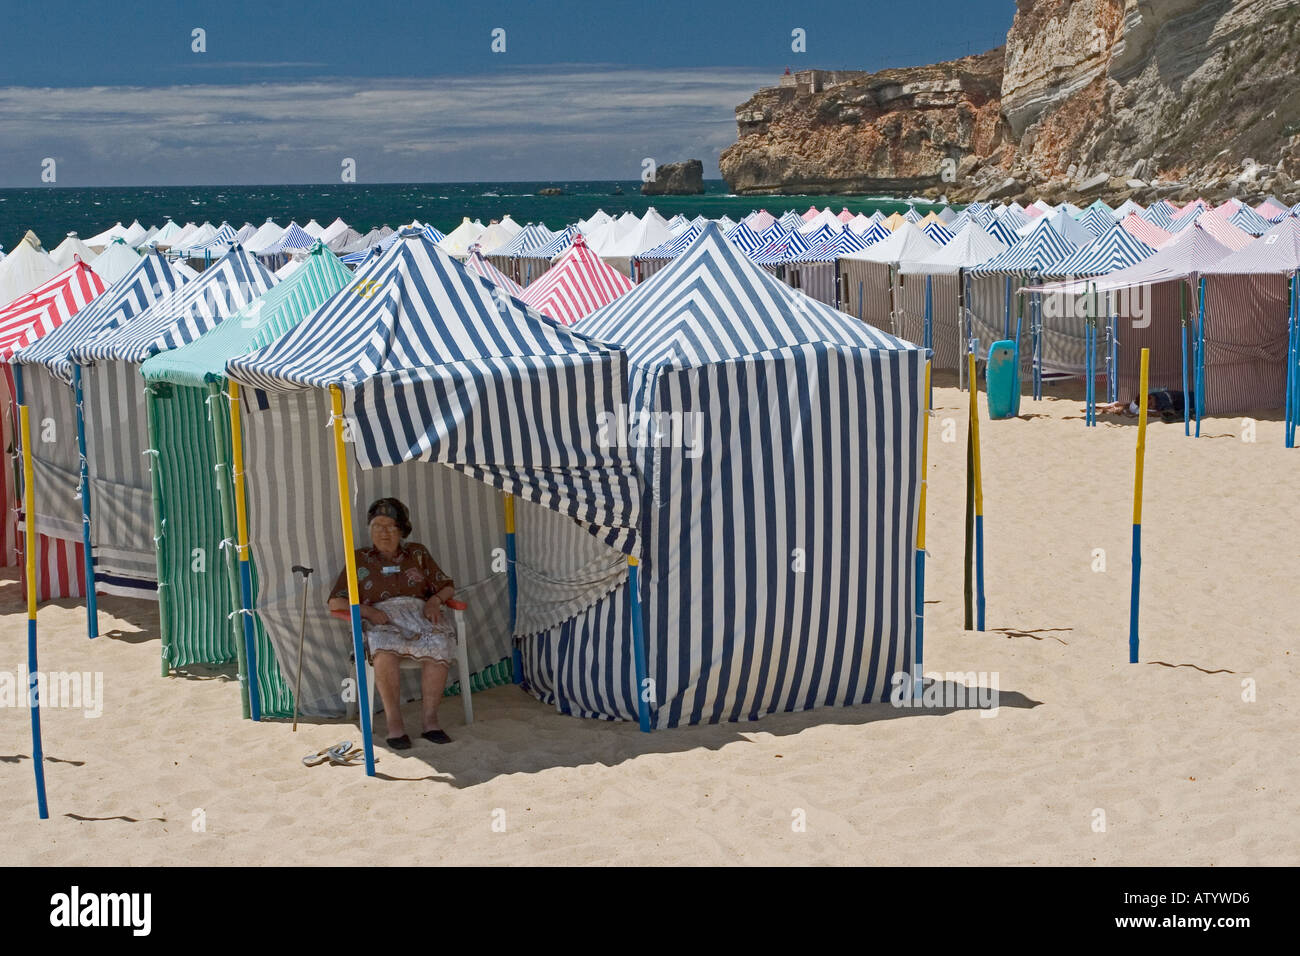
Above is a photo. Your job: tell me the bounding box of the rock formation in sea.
[642,159,705,195]
[720,0,1300,205]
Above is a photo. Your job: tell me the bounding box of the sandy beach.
[4,377,1297,866]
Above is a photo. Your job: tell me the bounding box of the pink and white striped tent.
[837,208,854,223]
[1256,198,1291,221]
[519,233,634,325]
[464,245,525,298]
[1120,213,1172,250]
[801,205,821,221]
[1,261,105,581]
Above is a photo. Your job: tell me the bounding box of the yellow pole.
[227,382,261,719]
[967,352,985,631]
[330,385,375,774]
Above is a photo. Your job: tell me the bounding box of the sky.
[0,0,1015,186]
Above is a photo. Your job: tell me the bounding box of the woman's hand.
[360,605,389,626]
[423,594,443,624]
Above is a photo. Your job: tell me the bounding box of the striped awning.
[1076,205,1118,239]
[257,223,318,256]
[750,228,811,265]
[226,229,643,555]
[639,225,702,261]
[493,223,556,258]
[791,228,869,263]
[1120,213,1172,249]
[1032,221,1238,295]
[14,253,188,382]
[529,226,579,261]
[969,217,1078,276]
[71,246,278,364]
[724,221,767,254]
[1202,216,1300,275]
[0,261,105,360]
[1038,223,1157,278]
[464,247,526,297]
[1141,201,1178,230]
[922,220,956,245]
[519,233,634,325]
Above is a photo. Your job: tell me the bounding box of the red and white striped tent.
[1,261,105,581]
[519,233,635,325]
[464,245,525,297]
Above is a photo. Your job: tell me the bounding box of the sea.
[0,181,942,249]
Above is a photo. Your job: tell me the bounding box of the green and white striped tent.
[138,244,353,716]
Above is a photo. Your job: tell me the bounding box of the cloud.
[0,66,771,185]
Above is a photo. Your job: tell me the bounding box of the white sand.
[3,378,1298,865]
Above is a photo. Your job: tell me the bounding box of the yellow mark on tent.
[354,279,381,299]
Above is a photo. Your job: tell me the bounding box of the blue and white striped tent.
[964,202,996,228]
[529,226,578,261]
[787,229,870,307]
[945,210,972,234]
[492,222,556,258]
[750,228,811,266]
[184,222,239,258]
[638,225,702,261]
[224,228,643,727]
[1076,204,1118,239]
[69,246,278,598]
[1166,206,1205,233]
[855,220,894,245]
[257,222,317,257]
[798,222,841,248]
[1114,198,1146,219]
[574,222,927,727]
[984,216,1020,248]
[903,207,923,223]
[791,228,869,263]
[968,217,1079,362]
[997,206,1029,231]
[1220,203,1274,236]
[922,220,956,246]
[724,220,767,255]
[1142,201,1178,230]
[778,210,804,230]
[1038,222,1156,278]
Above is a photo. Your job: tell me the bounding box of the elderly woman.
[327,497,457,749]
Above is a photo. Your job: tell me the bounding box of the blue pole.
[1287,274,1297,449]
[914,546,926,698]
[975,514,985,631]
[1129,523,1142,663]
[924,275,933,408]
[1003,275,1011,339]
[1033,285,1042,400]
[238,559,262,721]
[505,495,522,684]
[15,365,49,819]
[1181,323,1190,437]
[857,281,864,322]
[72,364,99,638]
[627,557,652,732]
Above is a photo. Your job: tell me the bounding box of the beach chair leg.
[454,608,473,725]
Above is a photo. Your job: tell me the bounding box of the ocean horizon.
[0,180,942,250]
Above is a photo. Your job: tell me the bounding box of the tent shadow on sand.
[285,682,1042,787]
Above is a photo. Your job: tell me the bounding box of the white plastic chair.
[342,599,473,725]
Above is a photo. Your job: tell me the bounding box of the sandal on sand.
[328,746,369,766]
[386,735,412,750]
[421,729,452,745]
[303,740,353,767]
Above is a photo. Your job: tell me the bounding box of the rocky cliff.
[643,159,705,195]
[721,0,1300,204]
[718,52,1009,195]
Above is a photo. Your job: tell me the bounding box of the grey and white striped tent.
[69,246,278,597]
[224,229,642,719]
[575,223,927,727]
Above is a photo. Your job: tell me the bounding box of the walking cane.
[290,565,314,732]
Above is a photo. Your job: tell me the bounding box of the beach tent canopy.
[464,246,526,297]
[751,228,811,266]
[1142,201,1178,230]
[1114,198,1146,219]
[148,219,183,248]
[1038,222,1157,278]
[573,222,926,726]
[842,221,940,268]
[898,221,1007,275]
[438,217,486,256]
[970,216,1079,276]
[226,227,641,550]
[221,229,644,717]
[474,219,523,256]
[255,223,316,257]
[519,233,634,324]
[922,220,956,246]
[1077,204,1119,239]
[0,234,59,308]
[51,233,99,270]
[301,219,325,238]
[246,220,286,254]
[1201,216,1300,276]
[0,261,107,576]
[493,223,557,258]
[1215,202,1274,236]
[1120,213,1172,250]
[745,210,776,232]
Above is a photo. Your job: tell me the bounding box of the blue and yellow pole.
[72,365,98,638]
[329,385,375,774]
[504,493,523,683]
[15,366,49,818]
[914,360,932,699]
[627,555,651,732]
[1129,348,1150,663]
[924,275,934,409]
[227,381,262,721]
[967,352,986,632]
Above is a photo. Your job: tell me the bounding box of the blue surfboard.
[986,340,1021,420]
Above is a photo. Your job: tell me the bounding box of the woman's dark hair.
[367,497,412,538]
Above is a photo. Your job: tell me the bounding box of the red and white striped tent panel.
[464,246,525,297]
[1120,213,1172,249]
[519,233,635,325]
[0,261,105,583]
